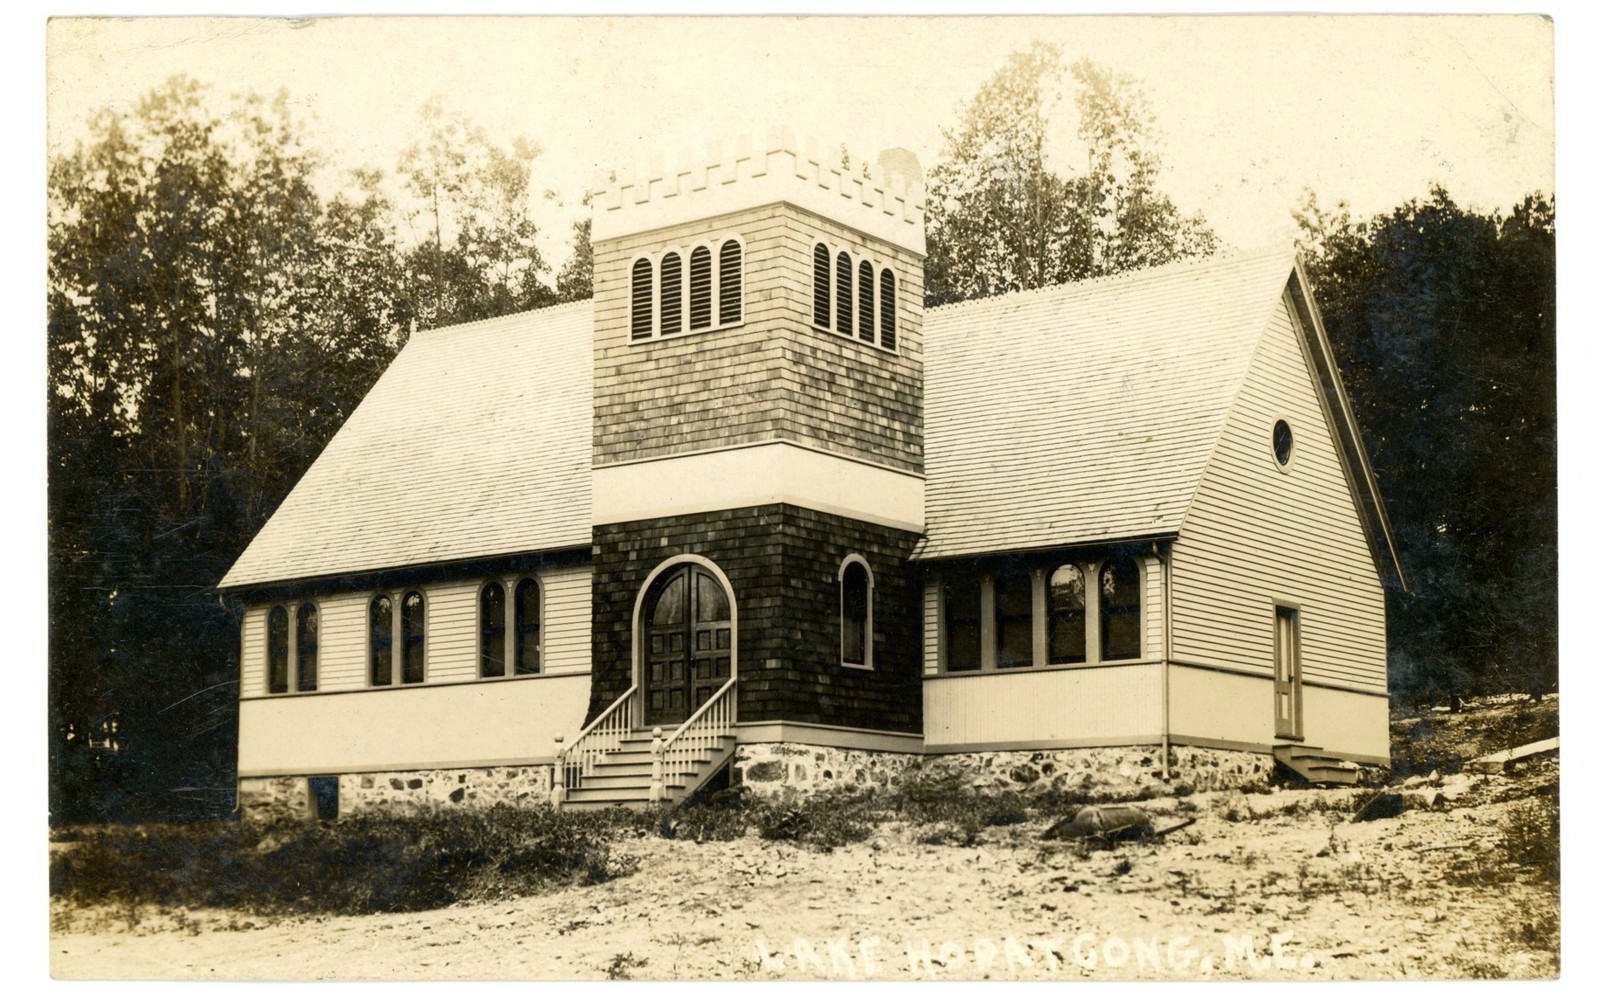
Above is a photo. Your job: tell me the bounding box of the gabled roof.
[218,302,593,590]
[914,248,1403,577]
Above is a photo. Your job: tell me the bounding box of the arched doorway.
[641,563,732,725]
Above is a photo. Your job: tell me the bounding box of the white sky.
[46,14,1554,266]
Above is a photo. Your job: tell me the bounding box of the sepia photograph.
[43,10,1559,981]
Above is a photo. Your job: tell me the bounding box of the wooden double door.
[642,564,732,725]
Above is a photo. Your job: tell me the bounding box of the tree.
[398,98,556,327]
[48,77,406,821]
[1296,187,1556,704]
[924,45,1217,305]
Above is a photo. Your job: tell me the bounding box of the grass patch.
[51,805,634,917]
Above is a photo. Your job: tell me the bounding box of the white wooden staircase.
[553,680,739,810]
[1273,743,1361,786]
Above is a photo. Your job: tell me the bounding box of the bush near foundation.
[50,806,634,916]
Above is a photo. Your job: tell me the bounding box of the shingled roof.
[218,302,593,590]
[913,248,1304,561]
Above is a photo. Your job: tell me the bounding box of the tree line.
[47,47,1554,822]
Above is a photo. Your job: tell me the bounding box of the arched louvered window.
[659,251,682,335]
[689,246,713,330]
[879,268,897,350]
[515,578,542,675]
[267,605,289,694]
[835,251,854,336]
[401,591,426,684]
[369,595,393,687]
[858,259,876,344]
[480,582,506,678]
[1048,565,1087,665]
[1100,560,1141,661]
[812,243,831,328]
[630,258,653,340]
[718,239,742,325]
[295,603,319,692]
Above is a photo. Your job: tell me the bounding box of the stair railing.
[551,685,636,807]
[651,678,737,801]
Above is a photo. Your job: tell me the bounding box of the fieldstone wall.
[238,765,554,822]
[731,742,920,801]
[923,745,1276,800]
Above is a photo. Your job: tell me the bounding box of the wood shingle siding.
[220,304,594,589]
[1171,294,1387,693]
[916,250,1293,561]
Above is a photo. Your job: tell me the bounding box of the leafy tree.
[555,214,593,302]
[1296,187,1556,704]
[398,98,556,327]
[48,77,405,822]
[925,45,1217,305]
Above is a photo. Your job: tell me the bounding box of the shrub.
[751,795,876,851]
[1501,793,1560,884]
[50,805,633,917]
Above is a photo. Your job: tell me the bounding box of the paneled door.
[643,565,732,725]
[1274,605,1303,739]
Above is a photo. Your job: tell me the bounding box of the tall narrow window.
[835,251,854,336]
[401,591,426,684]
[1048,565,1087,665]
[515,578,542,675]
[812,243,831,328]
[480,582,506,678]
[1100,560,1142,661]
[267,606,289,694]
[943,573,981,672]
[718,239,742,324]
[630,258,653,340]
[295,603,319,692]
[658,251,682,335]
[840,559,871,667]
[369,595,393,687]
[689,246,713,330]
[994,571,1034,668]
[879,268,897,350]
[857,259,876,344]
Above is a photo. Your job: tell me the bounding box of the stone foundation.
[922,745,1277,801]
[239,764,554,822]
[731,742,920,801]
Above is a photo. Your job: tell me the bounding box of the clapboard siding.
[923,663,1163,748]
[593,202,924,473]
[1172,292,1386,692]
[238,564,594,700]
[923,579,940,676]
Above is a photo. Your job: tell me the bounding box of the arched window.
[515,578,542,675]
[401,591,426,683]
[267,605,289,694]
[295,603,319,692]
[942,572,981,672]
[994,570,1034,668]
[659,251,683,335]
[1048,564,1087,665]
[858,259,876,344]
[480,582,506,678]
[689,246,713,330]
[812,243,831,328]
[718,239,742,325]
[879,268,897,350]
[835,251,854,336]
[630,258,653,340]
[1100,560,1141,661]
[369,594,393,686]
[840,557,872,667]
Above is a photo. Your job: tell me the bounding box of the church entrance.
[641,563,732,725]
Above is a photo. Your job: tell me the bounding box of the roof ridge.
[925,245,1293,316]
[416,298,594,336]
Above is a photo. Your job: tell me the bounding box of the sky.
[45,14,1555,270]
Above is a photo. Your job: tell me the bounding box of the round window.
[1272,419,1294,467]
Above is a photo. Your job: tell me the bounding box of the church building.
[219,127,1405,819]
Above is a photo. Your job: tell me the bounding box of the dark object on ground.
[1351,792,1406,822]
[1154,817,1196,839]
[1042,806,1154,844]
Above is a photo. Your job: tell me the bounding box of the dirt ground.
[50,701,1560,980]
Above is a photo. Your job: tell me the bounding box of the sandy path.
[51,780,1558,980]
